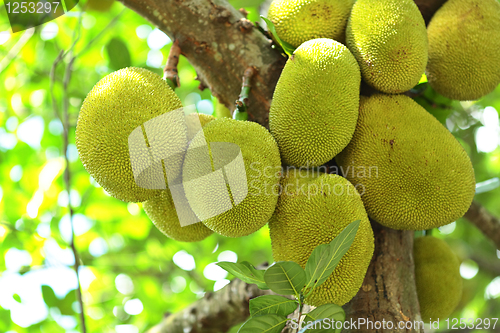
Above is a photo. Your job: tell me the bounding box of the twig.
[233,67,255,120]
[163,39,181,89]
[464,201,500,250]
[48,7,88,332]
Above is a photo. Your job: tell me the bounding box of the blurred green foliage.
[0,0,499,332]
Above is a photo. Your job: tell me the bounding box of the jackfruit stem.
[233,67,255,120]
[163,39,181,89]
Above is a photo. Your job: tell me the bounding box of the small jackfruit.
[269,171,374,306]
[414,236,462,322]
[426,0,500,101]
[346,0,428,94]
[269,38,360,168]
[185,113,215,139]
[76,67,183,202]
[267,0,356,47]
[336,94,475,230]
[86,0,114,12]
[143,190,213,242]
[182,118,282,238]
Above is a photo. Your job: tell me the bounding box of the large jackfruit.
[414,236,462,322]
[269,171,374,306]
[76,67,184,202]
[143,190,213,242]
[269,38,360,168]
[426,0,500,101]
[336,94,475,230]
[182,118,282,238]
[346,0,428,94]
[267,0,355,47]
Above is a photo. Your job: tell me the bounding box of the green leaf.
[264,261,306,297]
[249,295,297,317]
[106,37,132,71]
[304,220,360,295]
[303,304,345,333]
[412,83,454,125]
[59,290,77,315]
[41,285,58,307]
[12,294,21,303]
[217,261,268,289]
[260,16,296,57]
[238,314,288,333]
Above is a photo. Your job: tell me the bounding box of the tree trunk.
[117,1,472,332]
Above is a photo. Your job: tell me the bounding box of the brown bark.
[464,201,500,250]
[147,278,274,333]
[343,222,423,333]
[119,0,286,127]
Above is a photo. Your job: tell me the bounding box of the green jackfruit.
[269,38,360,168]
[336,94,475,230]
[182,118,282,238]
[414,236,462,322]
[76,67,184,202]
[143,190,213,242]
[185,113,215,139]
[267,0,355,47]
[346,0,428,93]
[426,0,500,101]
[269,171,374,306]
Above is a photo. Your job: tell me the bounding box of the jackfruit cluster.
[269,38,360,168]
[269,171,374,306]
[414,236,463,322]
[336,94,475,230]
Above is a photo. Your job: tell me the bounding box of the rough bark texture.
[116,1,488,332]
[147,278,274,333]
[119,0,286,127]
[343,222,423,333]
[465,201,500,250]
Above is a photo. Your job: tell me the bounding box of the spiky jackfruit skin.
[182,118,282,238]
[267,0,355,47]
[143,190,213,242]
[269,38,360,168]
[76,67,183,202]
[346,0,428,94]
[336,94,475,230]
[185,113,215,139]
[426,0,500,101]
[269,171,374,306]
[414,236,462,322]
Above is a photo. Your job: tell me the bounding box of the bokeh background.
[0,0,499,332]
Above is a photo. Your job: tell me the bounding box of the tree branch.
[146,278,274,333]
[464,201,500,250]
[343,222,423,333]
[119,0,286,126]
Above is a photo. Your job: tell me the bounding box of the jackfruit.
[143,190,213,242]
[267,0,356,47]
[426,0,500,101]
[185,113,215,139]
[414,236,462,322]
[269,38,360,168]
[269,171,374,306]
[336,94,475,230]
[346,0,428,94]
[182,118,282,237]
[76,67,184,202]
